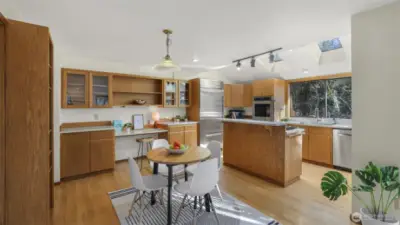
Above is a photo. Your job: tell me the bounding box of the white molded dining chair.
[150,139,185,183]
[186,141,223,200]
[174,158,220,225]
[128,157,167,225]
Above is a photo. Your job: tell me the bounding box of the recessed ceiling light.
[303,68,309,74]
[192,57,199,63]
[289,49,293,52]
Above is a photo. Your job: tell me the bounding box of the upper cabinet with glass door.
[178,80,190,107]
[90,73,112,108]
[163,79,178,107]
[62,69,89,108]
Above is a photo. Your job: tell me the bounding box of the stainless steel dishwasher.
[333,129,352,171]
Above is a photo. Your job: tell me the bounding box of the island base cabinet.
[90,139,115,172]
[61,132,90,178]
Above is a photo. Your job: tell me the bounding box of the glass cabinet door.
[178,80,190,107]
[63,70,89,108]
[163,80,178,107]
[91,74,111,108]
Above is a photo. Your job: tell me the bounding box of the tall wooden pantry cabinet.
[0,15,53,225]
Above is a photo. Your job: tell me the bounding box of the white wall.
[352,0,400,216]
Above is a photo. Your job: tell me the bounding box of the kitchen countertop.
[286,121,352,129]
[157,121,198,126]
[115,128,168,137]
[220,118,286,126]
[60,126,115,134]
[220,118,352,129]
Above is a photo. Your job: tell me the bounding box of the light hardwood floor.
[51,161,353,225]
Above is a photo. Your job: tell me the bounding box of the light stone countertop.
[220,118,286,126]
[157,121,198,126]
[60,126,115,134]
[286,121,352,130]
[220,118,352,129]
[115,128,168,137]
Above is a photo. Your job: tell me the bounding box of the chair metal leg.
[209,194,220,225]
[174,194,187,224]
[215,184,223,201]
[129,191,139,216]
[138,192,144,225]
[194,196,197,209]
[192,201,197,225]
[159,189,164,206]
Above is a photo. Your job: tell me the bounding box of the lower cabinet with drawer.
[61,130,115,179]
[158,124,198,146]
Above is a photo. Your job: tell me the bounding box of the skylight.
[318,38,342,52]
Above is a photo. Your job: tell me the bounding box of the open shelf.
[113,91,162,95]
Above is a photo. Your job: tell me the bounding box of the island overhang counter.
[221,119,304,187]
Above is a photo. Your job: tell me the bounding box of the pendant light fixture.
[154,29,181,72]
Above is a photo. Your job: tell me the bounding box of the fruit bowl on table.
[167,142,189,154]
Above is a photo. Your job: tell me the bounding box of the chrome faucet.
[315,108,322,122]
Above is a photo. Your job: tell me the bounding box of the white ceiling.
[0,0,396,81]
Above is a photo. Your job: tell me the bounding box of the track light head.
[269,53,275,64]
[236,61,241,71]
[250,57,256,67]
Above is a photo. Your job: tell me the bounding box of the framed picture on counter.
[132,114,144,130]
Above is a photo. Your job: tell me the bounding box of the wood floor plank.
[50,160,354,225]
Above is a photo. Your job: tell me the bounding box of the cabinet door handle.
[338,133,352,137]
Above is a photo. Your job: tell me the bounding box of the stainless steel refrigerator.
[198,79,224,146]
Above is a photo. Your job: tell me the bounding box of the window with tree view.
[290,77,351,119]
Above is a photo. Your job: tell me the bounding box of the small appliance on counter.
[227,109,246,119]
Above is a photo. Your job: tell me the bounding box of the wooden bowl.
[134,100,146,105]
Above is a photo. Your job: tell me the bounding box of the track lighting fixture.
[250,57,256,67]
[269,53,275,64]
[232,47,282,69]
[236,61,241,71]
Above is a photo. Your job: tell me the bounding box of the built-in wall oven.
[253,96,274,121]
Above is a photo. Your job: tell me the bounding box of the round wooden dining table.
[147,146,211,225]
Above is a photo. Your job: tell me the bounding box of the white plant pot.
[360,208,399,225]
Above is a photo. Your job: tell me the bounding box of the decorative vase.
[360,208,399,225]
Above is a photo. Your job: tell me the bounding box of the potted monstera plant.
[321,162,400,225]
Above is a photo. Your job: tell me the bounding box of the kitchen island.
[222,118,304,187]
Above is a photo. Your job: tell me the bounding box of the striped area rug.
[108,187,280,225]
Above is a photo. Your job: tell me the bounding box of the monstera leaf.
[321,171,349,201]
[381,166,400,191]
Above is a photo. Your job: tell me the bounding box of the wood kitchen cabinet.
[61,125,115,179]
[62,69,113,108]
[90,130,115,172]
[224,84,232,107]
[252,79,274,97]
[231,84,244,107]
[163,79,178,107]
[224,84,252,107]
[178,80,191,107]
[61,132,91,178]
[62,69,90,108]
[184,125,197,147]
[308,127,332,166]
[90,72,113,108]
[158,124,198,146]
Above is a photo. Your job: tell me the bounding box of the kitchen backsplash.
[61,107,186,124]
